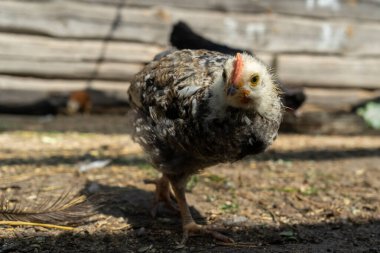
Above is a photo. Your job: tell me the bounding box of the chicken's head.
[222,53,280,115]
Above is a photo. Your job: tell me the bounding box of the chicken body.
[128,49,282,242]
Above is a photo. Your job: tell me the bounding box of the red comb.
[231,53,243,87]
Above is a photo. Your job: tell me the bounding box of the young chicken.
[128,49,282,243]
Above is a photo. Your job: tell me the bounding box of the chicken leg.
[144,175,178,217]
[168,174,234,244]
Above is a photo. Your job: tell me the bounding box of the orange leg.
[168,175,234,244]
[144,175,178,217]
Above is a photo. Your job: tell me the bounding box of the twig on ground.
[0,221,74,231]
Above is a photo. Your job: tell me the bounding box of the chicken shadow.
[1,207,379,252]
[52,180,380,252]
[79,181,207,232]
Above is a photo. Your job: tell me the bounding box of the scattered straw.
[0,221,75,231]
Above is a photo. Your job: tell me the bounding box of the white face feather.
[209,53,280,119]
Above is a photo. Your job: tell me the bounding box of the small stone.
[136,227,146,236]
[157,217,174,224]
[223,215,248,226]
[173,244,185,250]
[137,245,153,253]
[0,242,20,252]
[87,182,100,193]
[35,237,46,243]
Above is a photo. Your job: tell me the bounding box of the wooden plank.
[277,55,380,89]
[0,33,163,63]
[0,75,130,91]
[0,32,271,63]
[0,58,143,80]
[77,0,380,22]
[0,32,272,80]
[254,53,273,67]
[349,23,380,56]
[0,55,273,82]
[0,75,131,107]
[303,87,380,111]
[1,1,380,55]
[0,54,271,82]
[0,1,169,42]
[11,0,380,21]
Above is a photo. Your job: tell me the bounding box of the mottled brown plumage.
[128,49,282,243]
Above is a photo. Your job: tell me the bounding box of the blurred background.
[0,1,380,252]
[0,0,379,133]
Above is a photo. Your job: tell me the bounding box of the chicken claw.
[181,222,234,244]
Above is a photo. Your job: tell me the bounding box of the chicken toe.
[181,222,234,244]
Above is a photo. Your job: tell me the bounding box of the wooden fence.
[0,0,379,111]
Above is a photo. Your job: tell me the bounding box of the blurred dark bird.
[128,49,282,243]
[170,21,306,111]
[0,95,65,115]
[170,21,248,55]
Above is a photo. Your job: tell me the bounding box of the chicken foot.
[144,175,178,217]
[168,174,234,244]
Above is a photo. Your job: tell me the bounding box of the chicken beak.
[227,86,238,96]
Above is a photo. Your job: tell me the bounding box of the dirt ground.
[0,115,379,253]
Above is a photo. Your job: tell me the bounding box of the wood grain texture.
[0,33,163,63]
[1,1,380,55]
[0,75,130,105]
[303,87,380,111]
[0,58,142,80]
[277,55,380,89]
[0,75,129,91]
[0,33,272,80]
[77,0,380,22]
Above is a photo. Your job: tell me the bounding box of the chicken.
[169,21,306,111]
[128,49,282,243]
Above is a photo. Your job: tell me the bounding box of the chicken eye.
[250,74,260,87]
